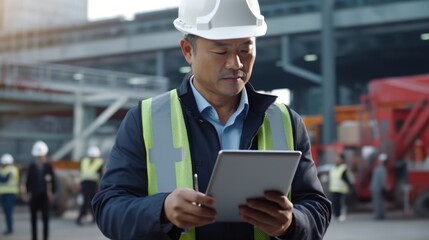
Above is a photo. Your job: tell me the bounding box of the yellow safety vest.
[328,164,349,194]
[0,165,20,195]
[80,158,103,182]
[141,89,295,240]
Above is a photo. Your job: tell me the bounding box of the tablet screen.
[205,150,301,222]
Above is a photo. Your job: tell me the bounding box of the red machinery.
[361,74,429,215]
[305,74,429,216]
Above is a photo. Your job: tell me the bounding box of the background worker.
[328,153,354,221]
[25,140,56,240]
[92,0,331,239]
[76,146,103,226]
[370,152,389,220]
[0,153,20,235]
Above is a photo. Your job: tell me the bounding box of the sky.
[88,0,181,21]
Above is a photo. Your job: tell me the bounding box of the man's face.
[180,36,256,103]
[335,155,343,165]
[36,156,46,164]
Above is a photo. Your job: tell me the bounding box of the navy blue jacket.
[92,74,331,240]
[26,161,56,196]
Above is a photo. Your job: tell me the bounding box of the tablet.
[205,150,302,222]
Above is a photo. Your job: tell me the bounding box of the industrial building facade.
[0,0,87,32]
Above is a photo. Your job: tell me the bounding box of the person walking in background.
[92,0,331,239]
[76,146,103,226]
[0,153,20,236]
[25,141,56,240]
[328,153,354,222]
[370,152,388,220]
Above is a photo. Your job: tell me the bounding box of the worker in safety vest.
[0,153,19,235]
[76,146,103,226]
[328,153,354,222]
[92,0,332,239]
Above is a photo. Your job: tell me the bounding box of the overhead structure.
[0,61,169,160]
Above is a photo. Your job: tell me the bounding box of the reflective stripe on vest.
[142,89,294,240]
[0,165,20,194]
[80,158,103,182]
[258,102,294,151]
[254,102,294,240]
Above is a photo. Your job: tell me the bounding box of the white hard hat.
[32,140,49,157]
[1,153,14,164]
[173,0,267,40]
[378,153,388,162]
[87,146,101,158]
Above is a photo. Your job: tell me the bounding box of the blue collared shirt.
[190,77,249,150]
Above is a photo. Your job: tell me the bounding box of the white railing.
[0,61,169,99]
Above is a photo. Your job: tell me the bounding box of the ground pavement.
[2,205,428,240]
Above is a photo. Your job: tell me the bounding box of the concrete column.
[72,93,84,160]
[156,50,165,76]
[321,0,337,144]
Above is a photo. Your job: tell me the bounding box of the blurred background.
[0,0,428,220]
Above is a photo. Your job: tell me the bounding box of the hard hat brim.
[174,19,267,40]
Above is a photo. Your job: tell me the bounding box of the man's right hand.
[163,188,217,229]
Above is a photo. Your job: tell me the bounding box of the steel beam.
[281,35,321,84]
[51,96,128,160]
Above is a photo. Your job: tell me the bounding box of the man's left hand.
[239,191,293,237]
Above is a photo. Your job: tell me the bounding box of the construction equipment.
[305,74,429,216]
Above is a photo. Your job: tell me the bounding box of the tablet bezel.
[205,150,302,222]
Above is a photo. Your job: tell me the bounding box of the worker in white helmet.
[76,146,104,226]
[25,140,56,240]
[92,0,331,239]
[0,153,20,235]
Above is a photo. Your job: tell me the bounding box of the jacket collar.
[177,73,277,117]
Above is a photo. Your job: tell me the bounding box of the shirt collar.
[190,76,249,117]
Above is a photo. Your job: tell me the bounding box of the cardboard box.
[337,121,361,145]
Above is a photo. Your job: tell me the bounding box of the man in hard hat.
[0,153,20,235]
[76,146,103,226]
[92,0,331,239]
[25,140,56,240]
[370,153,389,220]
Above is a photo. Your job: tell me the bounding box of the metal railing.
[0,61,169,99]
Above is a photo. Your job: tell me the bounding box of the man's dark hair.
[184,34,198,53]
